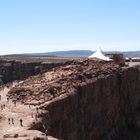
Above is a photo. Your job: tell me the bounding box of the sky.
[0,0,140,54]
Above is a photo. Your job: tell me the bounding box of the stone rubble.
[8,59,119,106]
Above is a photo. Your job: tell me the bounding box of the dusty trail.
[0,82,39,139]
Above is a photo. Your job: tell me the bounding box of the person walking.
[12,118,14,124]
[14,100,16,107]
[35,114,38,121]
[8,118,10,124]
[1,104,3,111]
[20,119,23,127]
[7,97,9,102]
[3,104,5,109]
[36,107,39,113]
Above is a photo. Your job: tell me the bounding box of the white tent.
[88,48,111,61]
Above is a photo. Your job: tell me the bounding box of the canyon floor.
[0,83,58,140]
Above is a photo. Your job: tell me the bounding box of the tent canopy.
[88,48,111,61]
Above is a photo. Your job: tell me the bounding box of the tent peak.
[88,48,111,61]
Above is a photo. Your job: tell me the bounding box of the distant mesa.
[2,50,140,58]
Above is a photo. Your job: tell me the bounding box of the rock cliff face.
[8,59,140,140]
[47,67,140,140]
[0,60,63,84]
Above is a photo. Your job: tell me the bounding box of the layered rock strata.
[0,60,63,84]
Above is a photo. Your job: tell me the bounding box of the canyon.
[0,58,140,140]
[0,56,68,84]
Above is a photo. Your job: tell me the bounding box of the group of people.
[0,90,24,127]
[0,94,11,110]
[8,118,23,126]
[6,97,23,126]
[8,118,14,125]
[0,86,42,130]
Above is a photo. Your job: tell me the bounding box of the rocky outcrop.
[8,60,119,104]
[40,66,140,140]
[8,59,140,140]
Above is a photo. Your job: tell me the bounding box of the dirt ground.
[0,82,48,140]
[126,62,140,67]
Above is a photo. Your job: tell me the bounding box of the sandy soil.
[126,62,140,67]
[0,83,41,139]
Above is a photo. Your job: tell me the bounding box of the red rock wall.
[0,60,63,84]
[40,66,140,140]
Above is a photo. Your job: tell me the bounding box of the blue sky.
[0,0,140,54]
